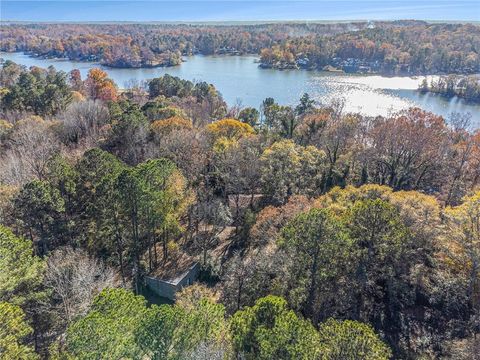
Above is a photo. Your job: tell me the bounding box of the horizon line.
[2,19,479,24]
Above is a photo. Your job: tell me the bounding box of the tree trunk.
[305,248,320,319]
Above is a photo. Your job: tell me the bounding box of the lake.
[2,52,480,127]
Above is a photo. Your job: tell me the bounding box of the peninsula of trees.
[419,75,480,103]
[1,60,480,359]
[1,21,479,75]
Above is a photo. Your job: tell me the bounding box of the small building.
[145,261,200,300]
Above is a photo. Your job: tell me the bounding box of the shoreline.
[258,61,479,77]
[1,50,479,125]
[1,51,182,69]
[418,89,480,105]
[2,51,477,78]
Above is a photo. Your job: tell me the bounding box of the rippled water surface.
[2,52,479,127]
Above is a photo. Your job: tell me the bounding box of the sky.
[0,0,479,22]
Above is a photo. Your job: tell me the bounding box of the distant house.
[146,261,200,300]
[296,58,310,67]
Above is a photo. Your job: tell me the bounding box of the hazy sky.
[1,0,479,22]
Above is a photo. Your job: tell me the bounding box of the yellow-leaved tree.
[443,191,480,310]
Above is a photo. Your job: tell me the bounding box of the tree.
[84,68,117,101]
[106,100,148,164]
[190,196,232,266]
[148,74,193,99]
[346,199,415,348]
[250,195,312,248]
[2,116,60,185]
[0,302,38,360]
[1,65,72,115]
[317,319,391,360]
[212,136,262,225]
[206,118,255,144]
[262,102,297,138]
[295,109,328,146]
[66,288,146,359]
[175,283,217,309]
[0,226,46,352]
[0,60,24,87]
[44,155,78,244]
[221,252,273,313]
[43,247,117,332]
[185,341,228,360]
[238,107,260,127]
[59,100,110,146]
[151,116,193,141]
[69,69,84,93]
[0,184,17,226]
[418,77,429,93]
[135,304,186,360]
[147,122,208,184]
[14,180,65,253]
[439,120,480,206]
[315,186,451,355]
[230,295,321,360]
[295,93,315,116]
[317,107,360,192]
[260,139,301,204]
[142,100,183,121]
[279,208,352,322]
[134,158,191,268]
[0,225,45,307]
[444,192,480,314]
[260,140,325,204]
[366,108,448,191]
[67,287,227,360]
[73,148,126,275]
[136,288,229,360]
[115,158,190,290]
[115,167,145,293]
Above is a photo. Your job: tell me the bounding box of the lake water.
[2,52,479,127]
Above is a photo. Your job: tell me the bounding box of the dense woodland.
[259,23,480,74]
[419,75,480,103]
[1,59,480,359]
[1,21,479,74]
[0,22,366,68]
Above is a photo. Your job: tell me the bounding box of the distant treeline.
[419,75,480,103]
[260,23,480,75]
[2,21,479,74]
[0,22,369,68]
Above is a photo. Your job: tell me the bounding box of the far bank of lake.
[2,52,479,127]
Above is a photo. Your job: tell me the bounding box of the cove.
[2,52,479,127]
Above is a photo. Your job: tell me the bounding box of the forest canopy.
[0,59,480,359]
[1,21,479,74]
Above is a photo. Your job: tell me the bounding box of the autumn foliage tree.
[85,68,117,101]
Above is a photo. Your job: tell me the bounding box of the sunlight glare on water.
[308,75,429,117]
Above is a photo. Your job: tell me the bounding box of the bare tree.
[215,137,263,221]
[365,108,449,191]
[58,100,110,147]
[147,128,210,185]
[0,116,60,185]
[190,195,232,266]
[221,252,272,313]
[43,247,119,331]
[185,341,229,360]
[226,98,243,118]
